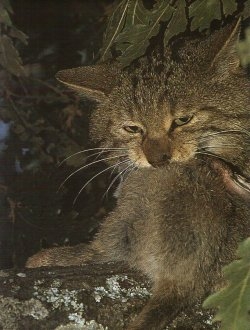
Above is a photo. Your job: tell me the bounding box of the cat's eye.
[123,125,143,134]
[174,115,193,126]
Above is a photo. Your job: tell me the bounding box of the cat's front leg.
[26,203,134,269]
[127,282,196,330]
[26,243,99,268]
[26,214,129,268]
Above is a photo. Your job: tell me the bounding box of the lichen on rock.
[0,295,48,330]
[33,278,86,316]
[55,319,108,330]
[93,274,151,303]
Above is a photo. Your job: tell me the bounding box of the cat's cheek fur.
[171,144,196,163]
[129,149,151,168]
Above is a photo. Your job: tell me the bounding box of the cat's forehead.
[115,69,168,113]
[113,47,248,121]
[118,65,201,116]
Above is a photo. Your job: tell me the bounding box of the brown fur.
[26,21,250,329]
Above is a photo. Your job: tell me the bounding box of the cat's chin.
[211,159,250,200]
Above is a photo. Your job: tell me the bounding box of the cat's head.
[57,20,250,195]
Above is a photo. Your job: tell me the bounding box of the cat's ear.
[210,19,241,76]
[56,64,119,102]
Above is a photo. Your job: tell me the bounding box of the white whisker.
[201,145,243,150]
[103,161,132,199]
[59,150,110,167]
[109,160,122,178]
[58,147,128,166]
[195,151,229,163]
[58,154,127,191]
[233,124,250,137]
[73,159,130,205]
[200,129,250,141]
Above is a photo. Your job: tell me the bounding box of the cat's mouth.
[210,158,250,199]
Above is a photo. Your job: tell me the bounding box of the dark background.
[0,0,117,269]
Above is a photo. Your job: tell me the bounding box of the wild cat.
[26,21,250,329]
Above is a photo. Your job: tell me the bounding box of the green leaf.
[243,0,250,18]
[238,27,250,67]
[203,237,250,330]
[164,0,187,46]
[100,0,129,61]
[0,35,25,76]
[115,1,175,67]
[125,0,150,26]
[189,0,221,31]
[221,0,238,17]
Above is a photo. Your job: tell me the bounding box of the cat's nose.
[162,154,169,162]
[142,136,171,167]
[148,153,170,167]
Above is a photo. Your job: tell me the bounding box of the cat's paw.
[26,249,55,268]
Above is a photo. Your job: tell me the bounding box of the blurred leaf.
[9,27,28,45]
[164,0,186,46]
[0,0,27,76]
[221,0,238,17]
[243,0,250,18]
[189,0,221,31]
[100,0,129,61]
[0,35,25,76]
[2,0,13,13]
[0,7,12,26]
[115,1,174,66]
[203,238,250,330]
[238,27,250,67]
[12,123,25,135]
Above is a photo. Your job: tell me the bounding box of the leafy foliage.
[163,0,186,47]
[114,1,174,65]
[243,1,250,18]
[0,0,28,76]
[100,0,250,67]
[189,0,239,31]
[100,0,129,61]
[189,0,221,31]
[203,238,250,330]
[222,0,238,18]
[238,27,250,67]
